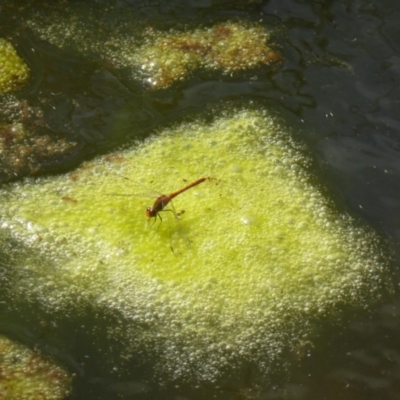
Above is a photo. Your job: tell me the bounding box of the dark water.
[1,0,400,399]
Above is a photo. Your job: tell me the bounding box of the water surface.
[0,0,400,399]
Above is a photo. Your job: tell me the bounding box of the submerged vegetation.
[0,108,391,382]
[0,335,71,399]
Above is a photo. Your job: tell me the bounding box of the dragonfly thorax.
[146,194,171,218]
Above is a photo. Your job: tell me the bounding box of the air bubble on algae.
[0,108,392,382]
[0,335,71,399]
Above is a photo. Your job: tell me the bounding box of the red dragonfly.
[104,177,213,252]
[146,177,210,223]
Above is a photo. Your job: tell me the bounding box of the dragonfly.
[146,177,210,223]
[103,176,213,252]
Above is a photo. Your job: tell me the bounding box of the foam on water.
[0,108,391,381]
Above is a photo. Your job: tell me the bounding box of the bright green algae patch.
[0,109,390,381]
[0,39,30,94]
[0,335,71,399]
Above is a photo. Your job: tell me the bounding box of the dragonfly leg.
[155,213,163,229]
[148,213,163,228]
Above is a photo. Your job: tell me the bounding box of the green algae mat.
[0,108,391,382]
[0,39,30,94]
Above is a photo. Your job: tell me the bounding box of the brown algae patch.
[0,123,77,178]
[0,335,72,399]
[0,109,391,381]
[134,22,281,88]
[24,7,280,89]
[0,39,30,94]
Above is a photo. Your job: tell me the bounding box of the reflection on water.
[0,0,400,399]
